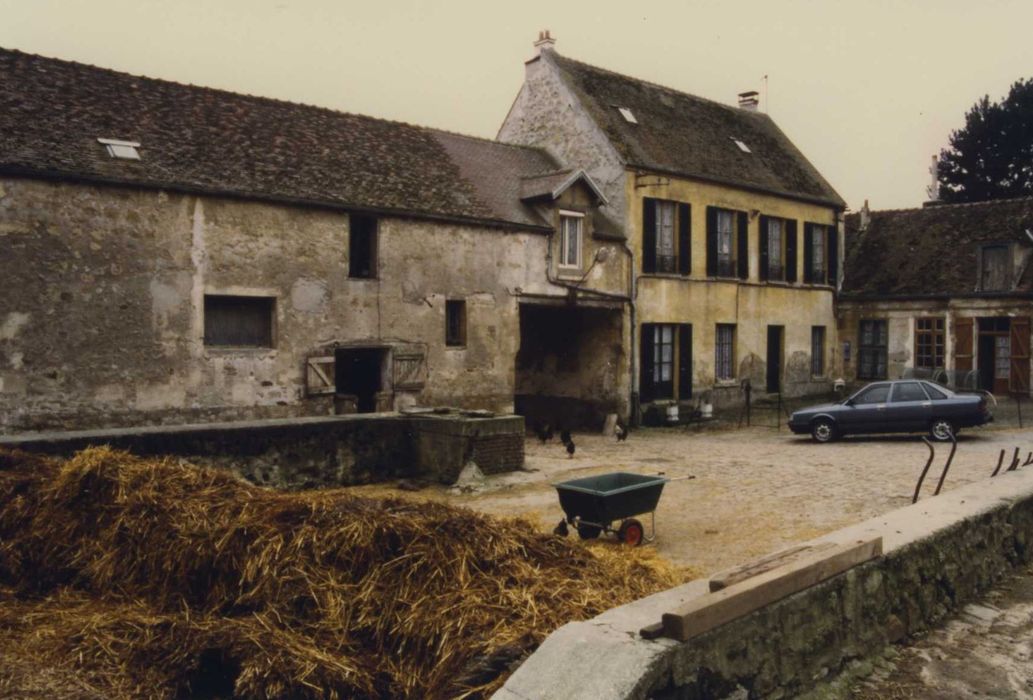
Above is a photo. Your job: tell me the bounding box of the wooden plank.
[660,537,882,642]
[708,542,838,592]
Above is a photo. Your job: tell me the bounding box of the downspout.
[623,237,639,426]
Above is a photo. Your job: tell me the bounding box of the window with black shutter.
[640,323,692,401]
[642,198,691,275]
[204,295,275,347]
[759,216,790,282]
[803,222,834,285]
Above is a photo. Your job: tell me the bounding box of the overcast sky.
[2,0,1031,211]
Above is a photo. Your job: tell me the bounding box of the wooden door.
[1011,316,1030,394]
[954,317,973,373]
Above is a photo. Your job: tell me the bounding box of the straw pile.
[0,447,686,699]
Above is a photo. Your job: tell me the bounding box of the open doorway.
[766,325,784,393]
[977,317,1010,394]
[334,347,387,413]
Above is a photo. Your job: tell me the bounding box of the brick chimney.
[859,199,871,230]
[533,29,556,57]
[737,91,759,111]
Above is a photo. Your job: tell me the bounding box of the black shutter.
[758,215,770,281]
[827,225,839,288]
[678,324,693,399]
[640,324,655,403]
[705,207,718,276]
[642,198,657,274]
[677,203,691,276]
[785,220,798,282]
[803,223,814,284]
[737,211,749,280]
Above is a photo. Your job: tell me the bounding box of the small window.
[854,383,890,405]
[558,212,583,268]
[204,295,274,347]
[980,244,1011,291]
[811,326,826,377]
[731,138,751,153]
[618,107,638,124]
[891,382,928,402]
[716,324,736,381]
[349,214,378,279]
[98,138,141,160]
[446,299,466,347]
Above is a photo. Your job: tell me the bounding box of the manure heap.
[0,447,681,699]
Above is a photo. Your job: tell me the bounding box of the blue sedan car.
[788,380,993,443]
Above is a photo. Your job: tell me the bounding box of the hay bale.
[0,447,687,699]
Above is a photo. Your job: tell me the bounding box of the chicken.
[534,421,553,444]
[615,421,629,442]
[560,429,572,446]
[566,440,575,459]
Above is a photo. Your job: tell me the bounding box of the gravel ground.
[352,423,1033,576]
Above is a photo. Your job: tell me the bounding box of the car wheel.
[929,419,956,442]
[811,418,837,443]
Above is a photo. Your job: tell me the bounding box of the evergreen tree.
[938,78,1033,203]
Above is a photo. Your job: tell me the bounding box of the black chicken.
[566,440,575,459]
[615,421,629,442]
[560,429,572,445]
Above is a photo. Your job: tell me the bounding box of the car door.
[841,383,892,433]
[887,381,931,432]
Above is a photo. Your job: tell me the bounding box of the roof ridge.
[547,49,766,120]
[862,195,1033,216]
[0,46,448,138]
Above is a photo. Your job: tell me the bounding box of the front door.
[977,317,1011,394]
[766,325,784,393]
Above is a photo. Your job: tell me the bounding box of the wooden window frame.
[915,317,945,369]
[858,319,888,380]
[558,210,584,270]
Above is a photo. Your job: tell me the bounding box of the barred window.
[811,326,826,376]
[915,318,945,369]
[716,324,736,381]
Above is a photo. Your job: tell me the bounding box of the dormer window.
[980,243,1011,291]
[558,210,584,269]
[731,138,751,153]
[98,138,141,160]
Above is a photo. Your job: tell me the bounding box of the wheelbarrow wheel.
[576,522,602,540]
[618,518,644,546]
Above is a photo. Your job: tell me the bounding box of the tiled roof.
[0,48,555,230]
[843,198,1033,297]
[547,51,845,209]
[431,130,558,228]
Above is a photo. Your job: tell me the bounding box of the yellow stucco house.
[500,33,846,418]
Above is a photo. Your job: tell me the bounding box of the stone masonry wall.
[0,413,525,488]
[0,177,574,432]
[495,466,1033,700]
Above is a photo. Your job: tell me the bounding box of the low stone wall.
[495,466,1033,700]
[1,412,524,489]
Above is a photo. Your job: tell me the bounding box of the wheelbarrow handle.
[663,475,696,482]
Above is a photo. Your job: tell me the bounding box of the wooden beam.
[659,537,882,642]
[708,542,838,592]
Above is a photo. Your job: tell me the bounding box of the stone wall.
[0,412,525,488]
[0,177,592,432]
[495,466,1033,699]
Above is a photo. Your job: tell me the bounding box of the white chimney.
[533,29,556,57]
[737,91,759,111]
[860,199,871,230]
[924,155,941,205]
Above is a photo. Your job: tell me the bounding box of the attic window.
[731,138,751,154]
[617,107,638,124]
[98,138,141,160]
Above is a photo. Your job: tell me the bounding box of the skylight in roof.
[731,138,751,154]
[98,138,141,160]
[617,107,638,124]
